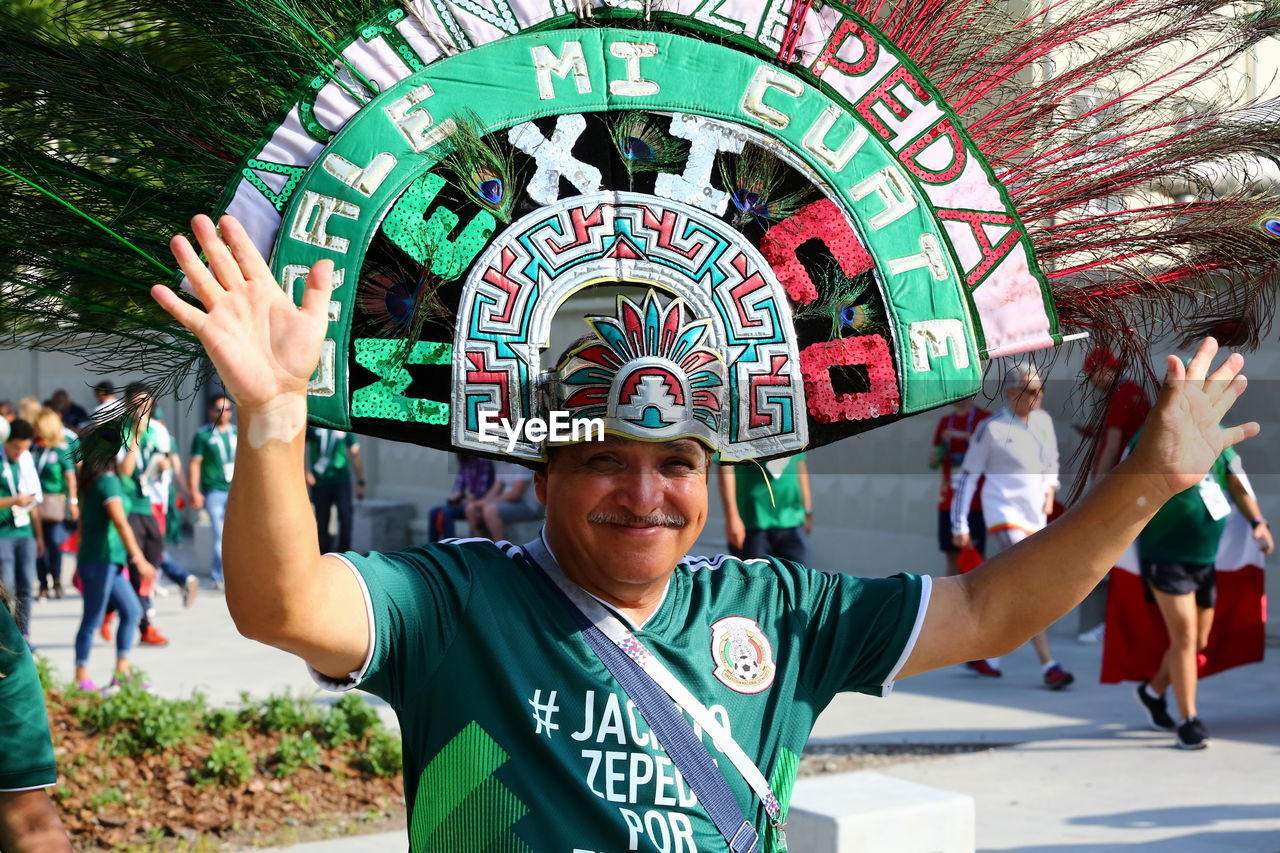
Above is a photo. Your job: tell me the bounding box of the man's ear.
[534,467,548,506]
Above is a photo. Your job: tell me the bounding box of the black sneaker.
[1175,717,1210,750]
[1135,682,1176,731]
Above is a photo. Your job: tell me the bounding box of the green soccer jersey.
[734,454,807,531]
[120,422,161,515]
[306,428,359,486]
[0,604,56,790]
[191,425,237,493]
[327,539,926,852]
[78,473,127,566]
[35,445,74,496]
[0,458,34,539]
[1138,445,1239,565]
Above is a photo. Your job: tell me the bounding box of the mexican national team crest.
[711,617,776,694]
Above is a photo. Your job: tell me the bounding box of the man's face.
[4,438,31,463]
[210,398,233,426]
[1086,364,1117,392]
[1007,376,1045,418]
[536,436,710,596]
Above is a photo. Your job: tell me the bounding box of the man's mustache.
[588,512,687,528]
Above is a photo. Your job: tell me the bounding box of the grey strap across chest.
[522,537,783,852]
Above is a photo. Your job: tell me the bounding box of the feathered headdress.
[2,0,1278,462]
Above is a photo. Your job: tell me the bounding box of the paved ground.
[29,548,1280,852]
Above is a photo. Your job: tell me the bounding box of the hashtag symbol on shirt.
[528,689,560,738]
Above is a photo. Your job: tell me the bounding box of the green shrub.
[274,731,323,778]
[255,693,314,733]
[33,654,56,693]
[317,693,383,745]
[74,677,199,756]
[202,707,248,738]
[195,738,254,787]
[86,786,125,809]
[354,731,402,778]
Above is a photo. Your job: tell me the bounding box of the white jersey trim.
[307,552,377,693]
[879,574,933,697]
[0,780,57,793]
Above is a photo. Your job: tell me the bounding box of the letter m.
[533,41,592,101]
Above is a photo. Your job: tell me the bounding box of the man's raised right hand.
[150,215,331,412]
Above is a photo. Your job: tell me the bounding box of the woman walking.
[73,452,156,691]
[33,409,76,601]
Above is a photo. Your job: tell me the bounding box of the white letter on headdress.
[509,115,603,205]
[322,152,398,198]
[533,41,592,101]
[909,319,970,372]
[385,83,456,153]
[803,106,869,172]
[741,66,804,129]
[888,233,948,281]
[654,114,745,214]
[289,191,359,252]
[609,42,660,96]
[848,167,916,230]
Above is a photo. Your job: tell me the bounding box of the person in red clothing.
[1077,347,1153,642]
[1085,348,1152,478]
[932,398,991,577]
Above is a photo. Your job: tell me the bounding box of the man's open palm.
[150,215,331,410]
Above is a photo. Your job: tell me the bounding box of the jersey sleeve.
[98,473,124,506]
[0,609,56,790]
[793,565,928,703]
[189,430,204,459]
[326,544,476,709]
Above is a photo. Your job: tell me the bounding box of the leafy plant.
[255,693,314,734]
[33,653,56,693]
[202,707,247,738]
[274,731,323,778]
[194,738,254,787]
[354,731,402,778]
[86,786,125,809]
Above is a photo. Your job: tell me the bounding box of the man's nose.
[613,467,666,513]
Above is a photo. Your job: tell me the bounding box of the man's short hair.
[93,380,114,395]
[1004,363,1040,389]
[6,419,34,442]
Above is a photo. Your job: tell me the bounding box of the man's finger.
[219,215,275,286]
[1219,421,1261,449]
[1206,351,1244,385]
[300,260,334,320]
[191,215,245,292]
[170,234,224,307]
[150,284,208,335]
[1211,373,1247,420]
[1184,337,1218,382]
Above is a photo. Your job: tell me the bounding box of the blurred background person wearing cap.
[1077,348,1152,643]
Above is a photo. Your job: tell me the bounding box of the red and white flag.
[1101,512,1267,683]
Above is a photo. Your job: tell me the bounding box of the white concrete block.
[786,771,974,853]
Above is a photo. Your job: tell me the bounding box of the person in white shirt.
[952,365,1075,689]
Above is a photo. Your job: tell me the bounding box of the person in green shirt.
[0,583,71,852]
[72,448,156,692]
[188,394,236,588]
[717,454,812,564]
[0,420,43,641]
[1131,439,1274,749]
[304,427,364,553]
[153,214,1263,850]
[33,409,77,601]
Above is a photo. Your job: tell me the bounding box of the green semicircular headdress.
[2,0,1279,462]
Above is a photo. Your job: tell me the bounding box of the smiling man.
[153,214,1260,853]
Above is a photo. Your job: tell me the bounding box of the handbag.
[41,493,67,523]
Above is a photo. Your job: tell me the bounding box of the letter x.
[508,114,602,206]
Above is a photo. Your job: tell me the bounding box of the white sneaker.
[1077,624,1105,644]
[184,575,199,608]
[153,584,171,598]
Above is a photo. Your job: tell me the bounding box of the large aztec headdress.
[2,0,1279,461]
